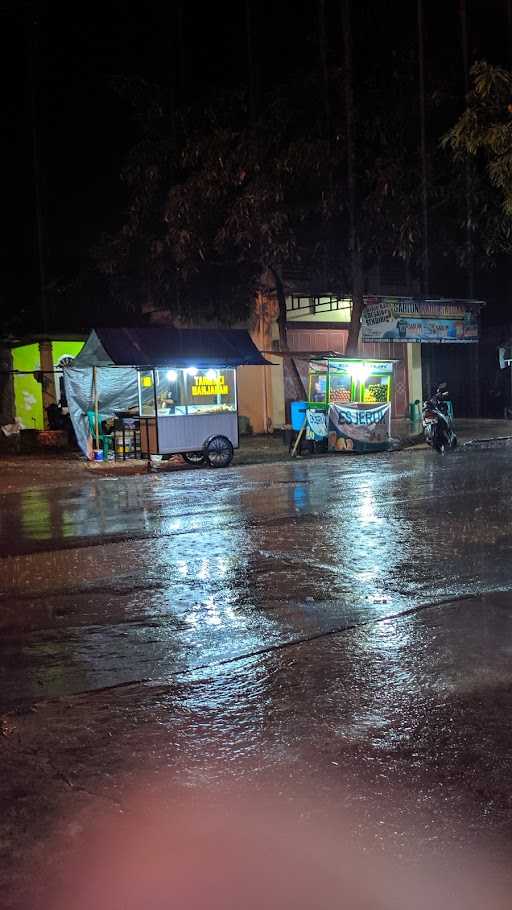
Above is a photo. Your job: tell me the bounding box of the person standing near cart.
[157,373,180,413]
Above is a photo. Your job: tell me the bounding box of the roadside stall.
[291,356,396,454]
[63,327,271,467]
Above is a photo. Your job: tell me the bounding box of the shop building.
[1,335,85,429]
[143,286,484,435]
[265,293,483,427]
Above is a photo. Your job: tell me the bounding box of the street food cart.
[63,327,272,467]
[292,356,395,454]
[138,364,239,466]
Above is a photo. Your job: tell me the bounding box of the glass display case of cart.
[139,367,237,417]
[307,358,392,407]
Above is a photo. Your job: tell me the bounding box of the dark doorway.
[421,344,479,417]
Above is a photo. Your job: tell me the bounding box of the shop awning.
[73,328,273,369]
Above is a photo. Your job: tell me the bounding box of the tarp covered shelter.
[64,327,271,456]
[72,327,271,369]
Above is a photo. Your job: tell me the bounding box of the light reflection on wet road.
[3,448,512,908]
[2,447,512,705]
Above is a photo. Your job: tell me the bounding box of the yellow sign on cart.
[192,375,229,396]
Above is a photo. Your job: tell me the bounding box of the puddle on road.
[2,449,512,707]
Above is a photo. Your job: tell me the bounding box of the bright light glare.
[206,369,217,380]
[350,362,370,384]
[166,369,178,382]
[186,366,198,376]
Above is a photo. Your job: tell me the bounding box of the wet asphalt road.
[3,447,512,906]
[2,446,512,705]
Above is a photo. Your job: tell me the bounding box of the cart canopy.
[73,327,272,369]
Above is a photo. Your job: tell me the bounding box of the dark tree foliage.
[93,49,503,344]
[445,61,512,256]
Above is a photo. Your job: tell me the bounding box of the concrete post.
[406,343,423,415]
[0,345,14,421]
[38,340,56,429]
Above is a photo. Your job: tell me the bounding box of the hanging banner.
[328,403,391,453]
[305,408,327,440]
[361,297,480,343]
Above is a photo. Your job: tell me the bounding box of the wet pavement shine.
[2,447,512,701]
[2,447,512,907]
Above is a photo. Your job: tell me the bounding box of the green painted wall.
[13,340,83,429]
[51,341,84,405]
[13,344,42,429]
[51,341,84,365]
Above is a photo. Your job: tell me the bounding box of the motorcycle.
[422,382,457,453]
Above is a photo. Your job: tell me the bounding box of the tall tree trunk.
[318,0,333,286]
[405,254,412,293]
[176,0,184,103]
[269,266,288,350]
[417,0,429,295]
[169,0,184,131]
[27,13,48,332]
[269,267,306,406]
[507,0,512,65]
[460,0,474,297]
[245,0,258,122]
[318,0,331,134]
[342,0,363,355]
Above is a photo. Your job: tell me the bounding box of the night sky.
[1,0,510,331]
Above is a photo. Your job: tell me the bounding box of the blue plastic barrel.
[290,401,308,431]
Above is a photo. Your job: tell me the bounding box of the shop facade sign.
[361,297,480,343]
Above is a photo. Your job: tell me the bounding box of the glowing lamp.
[350,362,370,384]
[166,369,178,382]
[186,366,198,376]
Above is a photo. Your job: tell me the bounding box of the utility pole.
[318,0,331,134]
[417,0,429,296]
[177,0,184,98]
[507,0,512,66]
[460,0,474,297]
[342,0,363,355]
[27,11,48,332]
[245,0,257,122]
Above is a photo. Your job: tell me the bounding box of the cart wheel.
[204,435,234,468]
[182,452,206,466]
